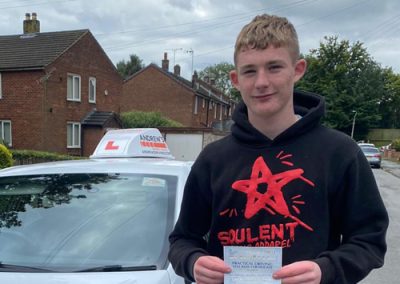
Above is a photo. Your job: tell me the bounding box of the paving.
[382,159,400,178]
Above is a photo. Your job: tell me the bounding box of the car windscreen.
[361,147,379,154]
[0,173,177,272]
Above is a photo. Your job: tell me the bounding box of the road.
[360,160,400,284]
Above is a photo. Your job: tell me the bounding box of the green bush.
[392,139,400,151]
[121,111,183,128]
[11,149,81,164]
[0,144,13,169]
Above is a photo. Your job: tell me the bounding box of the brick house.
[0,13,123,156]
[121,53,236,128]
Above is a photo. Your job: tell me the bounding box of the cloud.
[1,0,400,78]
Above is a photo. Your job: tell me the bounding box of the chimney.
[23,12,40,34]
[192,71,198,87]
[161,52,169,71]
[174,64,181,76]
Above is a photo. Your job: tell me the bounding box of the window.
[0,73,2,99]
[89,77,96,103]
[0,120,11,146]
[67,122,81,148]
[202,98,205,108]
[214,104,218,119]
[194,96,198,114]
[67,74,81,101]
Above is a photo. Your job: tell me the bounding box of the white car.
[357,142,375,148]
[0,129,191,284]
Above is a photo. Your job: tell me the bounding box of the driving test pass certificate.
[224,246,282,284]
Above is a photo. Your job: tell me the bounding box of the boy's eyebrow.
[238,63,256,70]
[238,59,286,70]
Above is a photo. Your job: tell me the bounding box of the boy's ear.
[229,70,240,90]
[294,59,307,82]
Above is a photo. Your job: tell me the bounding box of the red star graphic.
[232,156,315,231]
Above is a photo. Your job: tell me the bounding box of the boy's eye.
[269,65,282,71]
[242,69,255,75]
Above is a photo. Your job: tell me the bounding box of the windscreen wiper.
[0,262,54,272]
[76,264,157,272]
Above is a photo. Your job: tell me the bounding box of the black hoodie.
[169,91,388,284]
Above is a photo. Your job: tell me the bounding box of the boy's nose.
[255,69,270,88]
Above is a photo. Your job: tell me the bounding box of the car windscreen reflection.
[0,173,177,272]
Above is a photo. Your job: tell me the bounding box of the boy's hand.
[273,260,321,284]
[193,255,231,284]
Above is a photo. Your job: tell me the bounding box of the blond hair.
[234,14,300,65]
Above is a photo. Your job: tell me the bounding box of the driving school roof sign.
[90,128,174,159]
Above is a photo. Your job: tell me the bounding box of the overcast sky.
[1,0,400,80]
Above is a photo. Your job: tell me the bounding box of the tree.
[296,36,384,140]
[116,54,145,79]
[379,68,400,128]
[198,62,241,100]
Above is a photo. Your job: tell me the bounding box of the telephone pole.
[186,48,194,75]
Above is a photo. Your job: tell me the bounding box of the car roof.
[0,158,193,177]
[358,143,375,146]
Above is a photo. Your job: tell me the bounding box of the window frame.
[67,122,81,148]
[0,120,12,146]
[67,74,81,102]
[88,77,96,103]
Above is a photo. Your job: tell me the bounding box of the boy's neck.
[248,111,299,140]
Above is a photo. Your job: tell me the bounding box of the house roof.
[0,29,89,71]
[81,111,122,127]
[127,63,233,106]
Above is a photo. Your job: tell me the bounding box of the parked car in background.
[0,129,191,284]
[361,146,382,168]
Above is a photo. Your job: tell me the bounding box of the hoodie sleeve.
[316,149,388,284]
[168,155,213,282]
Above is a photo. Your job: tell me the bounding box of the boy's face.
[230,46,306,122]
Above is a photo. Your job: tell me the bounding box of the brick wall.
[0,71,46,149]
[383,149,400,162]
[122,66,195,126]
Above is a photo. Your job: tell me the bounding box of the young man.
[168,14,388,284]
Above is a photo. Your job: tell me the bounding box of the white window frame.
[67,122,81,148]
[67,74,81,101]
[0,120,12,146]
[89,77,96,103]
[0,73,2,99]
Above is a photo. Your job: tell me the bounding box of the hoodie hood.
[231,90,325,146]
